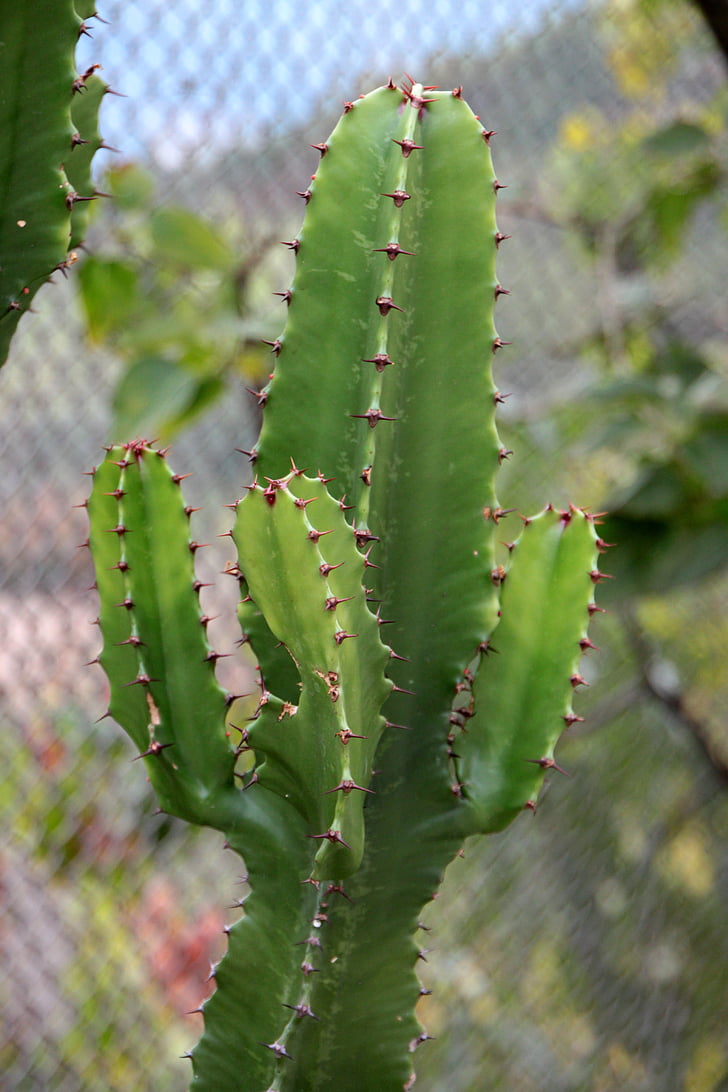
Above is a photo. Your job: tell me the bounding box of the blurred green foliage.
[77,164,275,442]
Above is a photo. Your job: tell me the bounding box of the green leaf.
[110,356,202,442]
[643,120,711,158]
[150,206,235,272]
[78,257,140,342]
[106,163,156,210]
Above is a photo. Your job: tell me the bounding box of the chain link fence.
[2,1,727,1089]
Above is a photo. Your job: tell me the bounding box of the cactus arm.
[0,2,104,365]
[88,442,236,823]
[456,506,601,832]
[233,472,393,876]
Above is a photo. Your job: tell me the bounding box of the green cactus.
[86,80,604,1091]
[0,1,108,367]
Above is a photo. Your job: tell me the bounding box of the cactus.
[86,80,604,1091]
[0,1,109,367]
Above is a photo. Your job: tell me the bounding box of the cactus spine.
[86,81,603,1091]
[0,2,108,366]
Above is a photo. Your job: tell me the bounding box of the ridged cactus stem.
[86,80,604,1092]
[0,2,108,365]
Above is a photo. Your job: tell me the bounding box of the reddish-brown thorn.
[563,713,585,727]
[310,142,328,157]
[262,338,282,355]
[392,138,424,157]
[362,352,395,371]
[246,387,268,408]
[494,232,511,247]
[482,129,497,143]
[381,190,411,207]
[526,756,569,776]
[493,179,508,192]
[308,527,333,544]
[494,283,511,299]
[262,1041,292,1060]
[373,242,415,260]
[385,720,411,730]
[334,630,357,645]
[134,740,174,760]
[273,289,292,305]
[323,780,374,795]
[375,295,403,316]
[281,239,300,252]
[320,560,344,577]
[336,727,368,744]
[492,337,512,353]
[307,829,350,848]
[324,595,354,611]
[350,408,397,428]
[570,673,588,688]
[283,1002,320,1021]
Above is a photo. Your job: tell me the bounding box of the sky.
[77,0,587,169]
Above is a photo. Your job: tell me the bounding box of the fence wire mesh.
[2,0,727,1089]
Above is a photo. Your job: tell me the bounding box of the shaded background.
[2,0,727,1089]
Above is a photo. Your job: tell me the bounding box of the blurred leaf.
[78,258,140,343]
[110,356,203,441]
[150,207,235,272]
[643,120,711,158]
[107,164,157,210]
[683,415,728,496]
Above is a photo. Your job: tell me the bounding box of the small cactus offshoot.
[86,80,603,1091]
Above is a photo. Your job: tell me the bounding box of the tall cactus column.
[87,80,603,1092]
